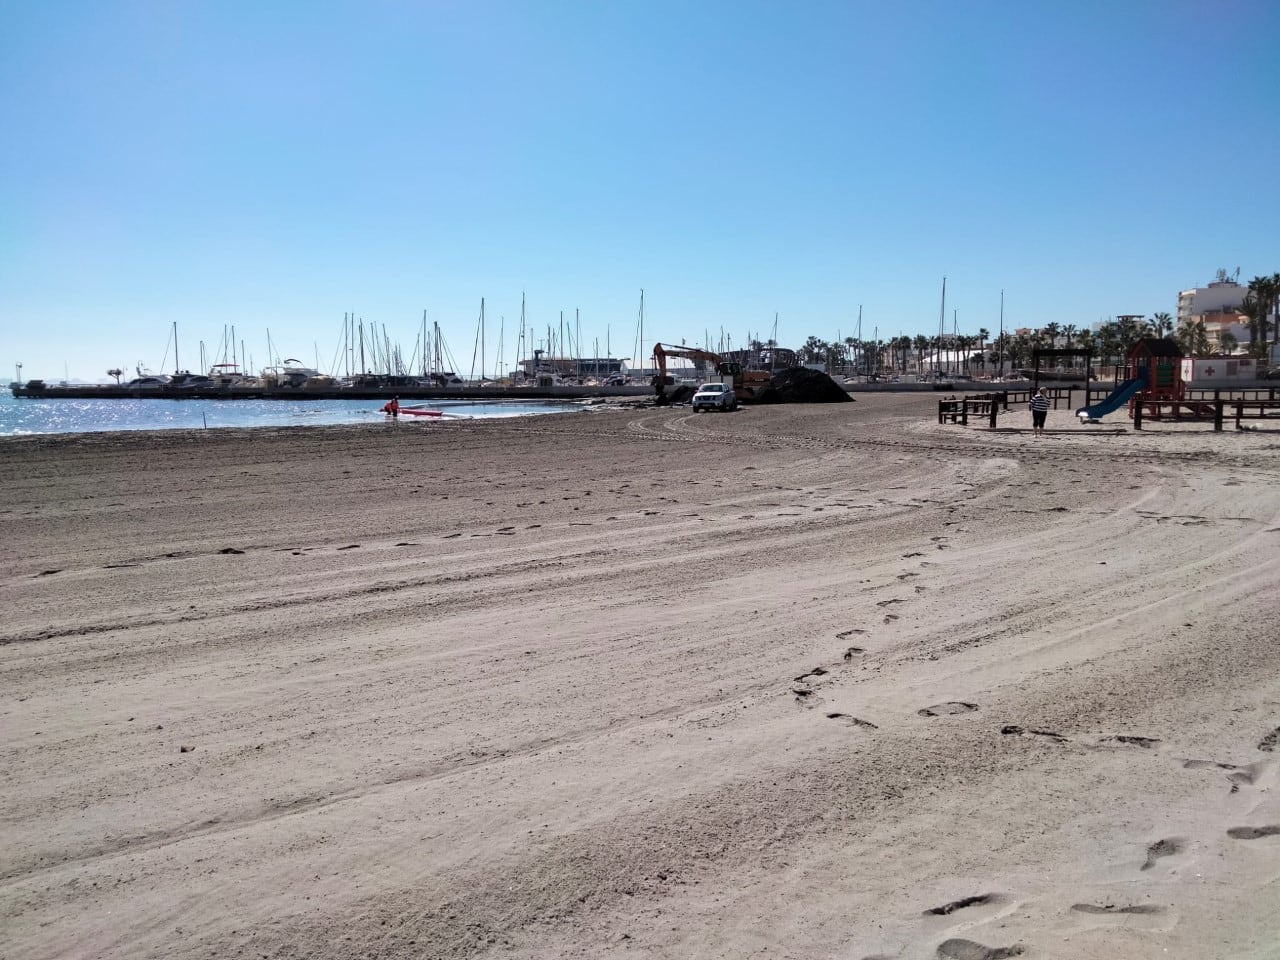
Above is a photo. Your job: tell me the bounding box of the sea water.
[0,394,585,437]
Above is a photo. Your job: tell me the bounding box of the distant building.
[1177,279,1245,328]
[1199,310,1251,352]
[1177,279,1252,353]
[515,356,624,379]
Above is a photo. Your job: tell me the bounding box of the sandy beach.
[2,394,1278,960]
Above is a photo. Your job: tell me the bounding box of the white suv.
[691,382,737,412]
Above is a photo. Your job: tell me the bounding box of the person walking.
[1029,388,1050,436]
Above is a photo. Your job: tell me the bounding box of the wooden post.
[961,401,968,426]
[989,395,998,429]
[1134,398,1144,430]
[1214,399,1224,432]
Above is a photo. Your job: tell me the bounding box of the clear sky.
[3,0,1278,381]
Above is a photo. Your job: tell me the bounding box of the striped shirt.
[1030,394,1051,412]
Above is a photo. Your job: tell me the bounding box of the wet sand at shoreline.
[3,394,1279,959]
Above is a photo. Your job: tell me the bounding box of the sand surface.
[3,395,1279,959]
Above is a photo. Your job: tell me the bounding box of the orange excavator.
[651,343,773,403]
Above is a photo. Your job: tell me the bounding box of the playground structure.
[1093,338,1184,421]
[1075,338,1279,427]
[940,384,1280,432]
[939,338,1280,431]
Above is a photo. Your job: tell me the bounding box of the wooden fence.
[938,388,1280,432]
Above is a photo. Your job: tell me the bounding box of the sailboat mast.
[518,292,527,380]
[856,305,863,375]
[937,278,947,376]
[998,290,1005,378]
[953,309,959,376]
[638,289,645,378]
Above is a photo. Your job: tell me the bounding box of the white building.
[1177,279,1246,327]
[1199,310,1251,352]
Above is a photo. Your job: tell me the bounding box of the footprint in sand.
[1071,903,1164,915]
[936,938,1024,959]
[837,629,867,639]
[1182,758,1236,771]
[1183,758,1263,793]
[919,702,979,717]
[1140,837,1182,871]
[826,713,878,729]
[1001,726,1069,743]
[876,598,907,607]
[1226,825,1280,840]
[1259,727,1279,752]
[843,647,865,660]
[924,894,999,916]
[794,666,829,682]
[1100,735,1161,749]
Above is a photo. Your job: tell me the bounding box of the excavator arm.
[652,343,726,399]
[650,342,769,403]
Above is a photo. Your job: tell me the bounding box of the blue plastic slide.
[1074,368,1149,421]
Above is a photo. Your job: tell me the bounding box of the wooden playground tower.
[1125,338,1184,418]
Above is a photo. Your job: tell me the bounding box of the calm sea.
[0,393,585,437]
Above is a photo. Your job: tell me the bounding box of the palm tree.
[1152,312,1173,338]
[801,336,826,366]
[1219,331,1239,354]
[1245,274,1280,361]
[991,332,1012,377]
[976,328,989,374]
[1272,272,1280,359]
[1243,278,1271,359]
[1042,322,1062,348]
[913,335,930,375]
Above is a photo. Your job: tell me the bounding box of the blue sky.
[3,0,1277,380]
